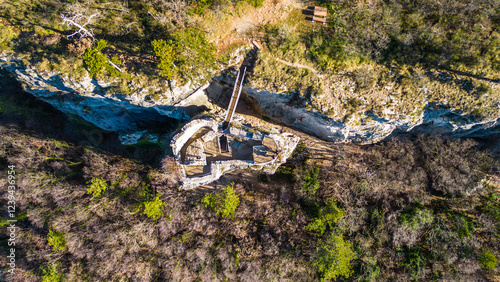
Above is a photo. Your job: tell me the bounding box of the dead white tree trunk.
[108,60,123,73]
[61,12,122,73]
[61,13,99,40]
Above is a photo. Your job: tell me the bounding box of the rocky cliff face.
[208,75,500,143]
[0,53,211,144]
[2,52,499,146]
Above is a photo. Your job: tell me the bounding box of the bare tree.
[147,0,188,28]
[60,12,100,41]
[60,11,122,73]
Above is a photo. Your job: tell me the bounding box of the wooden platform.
[312,6,327,24]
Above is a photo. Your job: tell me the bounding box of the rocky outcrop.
[2,51,499,147]
[207,76,500,144]
[0,53,210,142]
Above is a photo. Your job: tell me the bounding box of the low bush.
[152,28,216,83]
[0,23,15,46]
[302,167,320,194]
[143,193,166,221]
[201,183,240,218]
[314,233,356,281]
[82,39,122,77]
[398,205,434,231]
[41,262,63,282]
[478,250,497,270]
[47,230,67,251]
[307,200,344,236]
[401,245,427,280]
[86,177,108,198]
[151,39,176,80]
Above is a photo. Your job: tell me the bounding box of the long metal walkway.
[220,45,259,152]
[222,45,259,131]
[223,66,247,129]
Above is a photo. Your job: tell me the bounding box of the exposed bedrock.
[207,76,500,144]
[2,51,499,147]
[0,54,211,143]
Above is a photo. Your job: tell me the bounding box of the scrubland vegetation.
[1,0,500,280]
[251,0,500,120]
[1,0,499,119]
[1,70,500,280]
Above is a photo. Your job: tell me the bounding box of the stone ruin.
[170,117,300,190]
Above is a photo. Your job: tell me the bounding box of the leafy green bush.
[484,192,500,227]
[47,230,67,251]
[478,250,497,270]
[247,0,264,8]
[195,0,213,14]
[143,193,166,221]
[152,39,177,80]
[314,233,356,281]
[302,166,320,194]
[152,28,216,83]
[201,183,240,218]
[82,39,121,77]
[86,177,108,198]
[357,256,380,282]
[0,24,15,45]
[41,262,63,282]
[401,245,426,280]
[398,205,434,231]
[307,200,344,236]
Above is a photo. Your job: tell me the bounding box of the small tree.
[478,250,498,270]
[143,193,166,221]
[314,234,356,281]
[82,39,122,77]
[201,183,240,218]
[302,166,320,194]
[41,262,63,282]
[152,28,216,83]
[86,177,108,198]
[307,200,344,236]
[47,230,67,251]
[152,39,177,80]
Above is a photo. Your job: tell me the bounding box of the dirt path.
[272,56,324,78]
[214,0,301,53]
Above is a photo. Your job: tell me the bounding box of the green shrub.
[307,200,344,236]
[314,233,356,281]
[247,0,264,8]
[152,39,177,80]
[478,250,497,270]
[398,206,434,231]
[455,215,473,238]
[47,230,67,251]
[401,245,426,280]
[484,192,500,227]
[152,28,216,83]
[302,166,320,194]
[86,177,108,198]
[82,39,121,77]
[143,193,166,221]
[195,0,213,14]
[0,24,15,45]
[201,183,240,218]
[41,262,63,282]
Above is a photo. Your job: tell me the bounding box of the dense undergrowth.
[1,71,499,280]
[0,0,500,279]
